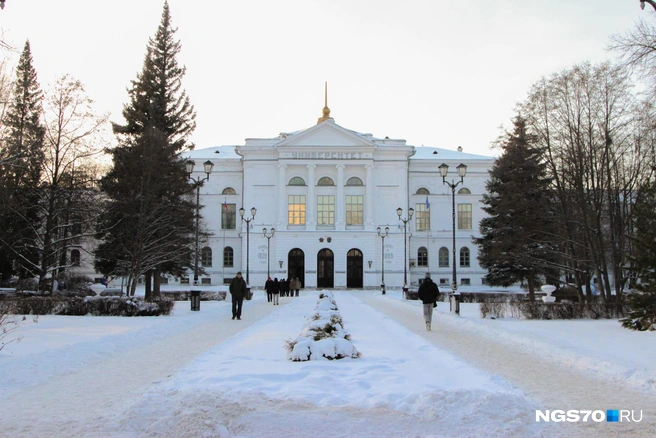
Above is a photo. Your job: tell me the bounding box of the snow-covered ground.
[0,290,654,437]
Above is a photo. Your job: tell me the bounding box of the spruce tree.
[621,183,656,330]
[0,40,45,282]
[96,2,197,297]
[474,116,556,301]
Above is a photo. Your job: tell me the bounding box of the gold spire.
[317,81,334,124]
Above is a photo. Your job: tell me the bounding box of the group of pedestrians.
[230,269,439,332]
[264,277,301,305]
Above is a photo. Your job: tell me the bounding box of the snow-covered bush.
[285,290,360,361]
[0,304,21,351]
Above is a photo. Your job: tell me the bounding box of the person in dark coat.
[229,272,247,320]
[265,277,273,302]
[272,277,280,305]
[417,272,440,331]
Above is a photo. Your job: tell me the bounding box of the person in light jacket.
[417,272,439,331]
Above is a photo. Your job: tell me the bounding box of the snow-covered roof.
[185,145,241,160]
[410,145,493,161]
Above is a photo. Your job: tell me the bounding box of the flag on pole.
[425,195,430,210]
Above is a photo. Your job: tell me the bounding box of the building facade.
[184,107,495,290]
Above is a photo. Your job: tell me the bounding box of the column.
[277,164,287,227]
[365,163,374,228]
[307,164,316,230]
[336,164,345,230]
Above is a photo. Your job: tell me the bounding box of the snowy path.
[359,292,656,438]
[0,297,278,437]
[1,291,653,438]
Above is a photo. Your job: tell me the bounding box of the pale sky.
[0,0,646,157]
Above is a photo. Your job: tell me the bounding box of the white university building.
[180,103,495,291]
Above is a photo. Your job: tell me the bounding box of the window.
[458,203,472,230]
[289,177,306,186]
[417,247,428,267]
[439,247,449,267]
[222,187,236,194]
[223,246,234,267]
[201,278,212,285]
[201,247,212,267]
[317,195,335,225]
[415,203,430,231]
[317,177,334,186]
[346,177,363,186]
[70,249,80,267]
[461,278,471,286]
[180,277,190,285]
[458,188,471,195]
[416,187,429,195]
[346,195,363,225]
[222,203,237,230]
[288,195,306,225]
[440,278,449,285]
[460,247,470,267]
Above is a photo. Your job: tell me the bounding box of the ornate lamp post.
[377,226,390,294]
[186,159,214,287]
[640,1,656,11]
[439,162,467,314]
[263,227,275,279]
[396,207,414,294]
[239,207,257,286]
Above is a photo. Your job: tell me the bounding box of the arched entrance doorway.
[317,248,334,288]
[288,248,305,288]
[346,248,363,288]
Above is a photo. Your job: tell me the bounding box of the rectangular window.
[461,278,471,286]
[440,278,449,285]
[317,195,335,225]
[418,248,428,267]
[201,278,212,285]
[458,203,472,230]
[439,248,449,267]
[180,277,190,285]
[223,248,234,267]
[460,249,470,267]
[415,203,430,231]
[346,195,364,225]
[288,195,306,225]
[221,204,237,230]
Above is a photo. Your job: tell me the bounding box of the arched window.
[222,187,236,194]
[417,247,428,267]
[458,188,471,195]
[317,177,334,186]
[346,177,363,186]
[223,246,234,267]
[70,249,81,267]
[439,247,449,267]
[201,247,212,267]
[288,177,306,186]
[459,247,470,267]
[416,187,430,195]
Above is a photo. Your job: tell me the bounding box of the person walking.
[417,272,440,331]
[293,277,301,297]
[272,277,280,305]
[265,277,273,302]
[229,272,248,320]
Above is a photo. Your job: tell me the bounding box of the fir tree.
[0,40,45,282]
[621,183,656,330]
[474,116,557,301]
[96,2,197,297]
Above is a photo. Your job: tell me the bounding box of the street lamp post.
[640,0,656,11]
[186,159,214,288]
[396,207,414,295]
[438,162,467,314]
[377,226,390,294]
[239,207,257,287]
[263,227,275,279]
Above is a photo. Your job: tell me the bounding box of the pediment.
[275,121,376,149]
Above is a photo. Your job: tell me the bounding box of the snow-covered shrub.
[479,299,507,319]
[1,296,174,316]
[0,303,21,351]
[285,290,360,361]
